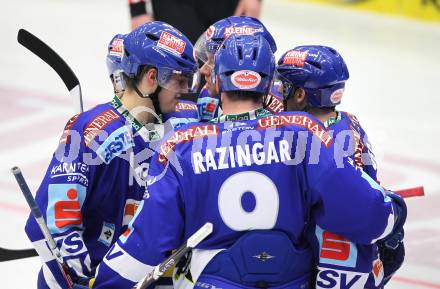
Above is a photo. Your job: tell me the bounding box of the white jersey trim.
[33,239,55,262]
[104,242,154,282]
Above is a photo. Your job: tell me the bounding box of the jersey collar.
[212,107,271,123]
[110,95,162,142]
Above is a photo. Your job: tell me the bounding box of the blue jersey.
[92,109,396,289]
[309,111,383,289]
[197,85,284,123]
[163,100,199,128]
[196,86,221,122]
[24,96,171,288]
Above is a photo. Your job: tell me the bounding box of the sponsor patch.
[120,201,144,244]
[257,114,333,147]
[60,114,80,144]
[98,222,115,247]
[96,126,135,164]
[197,97,219,121]
[265,93,284,113]
[283,50,308,67]
[109,38,124,58]
[330,88,344,104]
[51,162,90,186]
[84,109,120,146]
[159,124,219,163]
[231,70,261,90]
[123,199,142,226]
[47,184,87,234]
[316,267,369,289]
[157,31,186,56]
[176,102,197,112]
[315,226,358,268]
[224,26,263,38]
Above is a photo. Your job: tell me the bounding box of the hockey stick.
[395,186,424,198]
[17,29,84,113]
[11,167,74,288]
[0,186,425,262]
[0,247,38,262]
[133,222,213,289]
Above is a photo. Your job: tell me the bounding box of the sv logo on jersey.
[317,268,369,289]
[54,231,86,255]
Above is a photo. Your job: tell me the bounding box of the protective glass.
[274,73,295,101]
[157,67,200,93]
[194,33,222,67]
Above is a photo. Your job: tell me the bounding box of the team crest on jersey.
[157,31,186,56]
[109,38,124,58]
[47,184,87,234]
[231,70,261,90]
[98,222,115,247]
[224,26,263,38]
[283,50,308,67]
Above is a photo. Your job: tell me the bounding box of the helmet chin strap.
[131,78,163,120]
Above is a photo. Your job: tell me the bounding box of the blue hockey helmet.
[106,33,126,77]
[195,16,277,66]
[121,21,199,93]
[107,33,127,93]
[214,34,275,95]
[276,45,349,107]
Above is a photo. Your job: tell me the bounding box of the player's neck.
[119,90,156,124]
[221,98,263,115]
[307,107,337,124]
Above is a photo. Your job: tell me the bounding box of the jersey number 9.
[218,171,280,231]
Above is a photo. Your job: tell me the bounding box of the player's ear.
[144,68,157,83]
[294,88,307,107]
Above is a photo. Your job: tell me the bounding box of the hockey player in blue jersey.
[91,34,404,289]
[276,45,406,288]
[162,100,199,129]
[24,21,199,289]
[194,16,280,122]
[107,33,199,130]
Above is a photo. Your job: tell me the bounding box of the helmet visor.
[194,33,222,67]
[274,73,295,101]
[157,67,200,93]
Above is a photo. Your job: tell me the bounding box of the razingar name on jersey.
[192,140,295,174]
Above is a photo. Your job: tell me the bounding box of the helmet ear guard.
[276,45,349,108]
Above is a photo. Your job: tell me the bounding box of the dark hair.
[224,90,264,103]
[123,65,156,91]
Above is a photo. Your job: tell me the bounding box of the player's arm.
[309,155,404,245]
[24,116,95,287]
[93,152,184,289]
[196,85,221,122]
